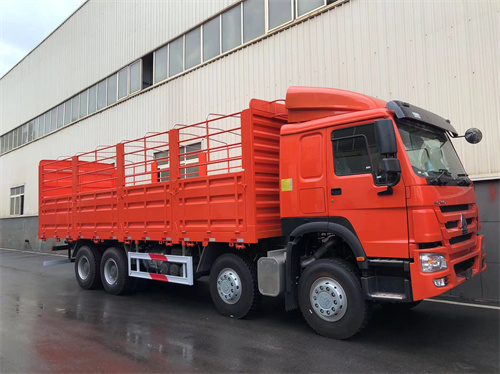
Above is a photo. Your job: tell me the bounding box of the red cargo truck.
[39,87,486,339]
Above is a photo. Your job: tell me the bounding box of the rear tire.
[299,259,369,340]
[100,247,135,295]
[75,245,102,290]
[209,253,260,319]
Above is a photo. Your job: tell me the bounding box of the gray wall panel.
[475,180,500,223]
[481,262,499,301]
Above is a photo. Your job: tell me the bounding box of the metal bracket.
[127,252,193,285]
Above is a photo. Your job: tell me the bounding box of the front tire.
[100,247,135,295]
[209,253,260,319]
[299,259,369,339]
[75,245,102,290]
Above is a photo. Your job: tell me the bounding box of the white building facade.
[0,0,498,300]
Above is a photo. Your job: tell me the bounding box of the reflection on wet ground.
[1,248,499,373]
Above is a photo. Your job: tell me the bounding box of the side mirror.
[382,158,401,187]
[374,119,397,155]
[465,128,482,144]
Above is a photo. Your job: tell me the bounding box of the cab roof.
[285,86,387,123]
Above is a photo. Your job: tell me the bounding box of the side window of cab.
[331,123,388,185]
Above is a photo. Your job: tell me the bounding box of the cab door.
[326,120,409,258]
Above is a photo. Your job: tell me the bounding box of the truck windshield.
[396,119,469,186]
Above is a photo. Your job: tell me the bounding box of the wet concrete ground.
[1,248,499,373]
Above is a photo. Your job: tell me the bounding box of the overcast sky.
[0,0,86,78]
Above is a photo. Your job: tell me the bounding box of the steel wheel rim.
[77,255,90,280]
[216,268,241,305]
[310,277,347,322]
[104,258,118,285]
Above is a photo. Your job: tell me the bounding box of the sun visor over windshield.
[387,101,458,136]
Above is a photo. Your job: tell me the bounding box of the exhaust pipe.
[301,237,339,268]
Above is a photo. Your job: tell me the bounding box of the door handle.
[331,188,342,196]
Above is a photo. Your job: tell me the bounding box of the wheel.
[100,247,135,295]
[75,245,102,290]
[299,259,369,339]
[381,300,422,312]
[209,253,261,319]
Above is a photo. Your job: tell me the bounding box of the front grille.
[440,204,469,213]
[454,258,474,275]
[449,233,472,245]
[418,241,442,249]
[445,218,473,229]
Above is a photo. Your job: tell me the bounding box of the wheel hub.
[217,268,241,304]
[104,258,118,285]
[78,255,90,280]
[310,277,347,322]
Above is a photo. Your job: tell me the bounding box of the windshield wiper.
[456,174,471,186]
[429,169,451,185]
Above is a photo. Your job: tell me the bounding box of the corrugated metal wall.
[0,0,238,133]
[1,0,499,217]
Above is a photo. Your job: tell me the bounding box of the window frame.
[153,45,168,84]
[267,0,294,31]
[129,59,142,94]
[295,0,326,18]
[331,122,389,186]
[202,15,222,62]
[10,185,25,216]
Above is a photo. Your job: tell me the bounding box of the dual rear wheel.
[75,245,134,294]
[209,253,261,319]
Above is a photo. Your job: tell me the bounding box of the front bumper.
[410,234,486,301]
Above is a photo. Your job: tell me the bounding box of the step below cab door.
[326,120,409,259]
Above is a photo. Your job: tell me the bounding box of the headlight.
[420,254,448,273]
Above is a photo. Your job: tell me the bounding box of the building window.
[107,74,117,105]
[64,99,71,125]
[33,117,40,139]
[269,0,293,29]
[130,60,141,94]
[71,95,79,121]
[142,53,153,89]
[180,143,202,179]
[50,107,57,132]
[169,37,184,77]
[80,90,88,118]
[154,46,168,83]
[10,185,24,216]
[153,142,202,181]
[297,0,325,17]
[118,67,128,99]
[154,150,170,182]
[243,0,265,43]
[57,103,64,128]
[28,121,34,142]
[43,111,51,135]
[203,16,220,61]
[185,27,201,70]
[88,84,97,114]
[222,4,242,53]
[97,80,107,110]
[21,124,28,144]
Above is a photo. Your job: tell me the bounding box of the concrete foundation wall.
[1,180,498,302]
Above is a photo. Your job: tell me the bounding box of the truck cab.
[278,87,486,337]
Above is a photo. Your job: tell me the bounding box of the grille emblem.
[459,214,468,235]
